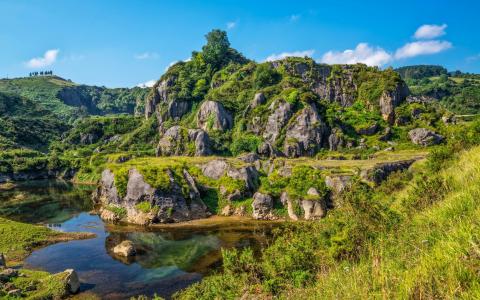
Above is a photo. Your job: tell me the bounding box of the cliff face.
[144,57,409,159]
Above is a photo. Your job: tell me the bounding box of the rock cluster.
[93,168,209,225]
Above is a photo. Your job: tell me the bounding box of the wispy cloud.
[25,49,59,68]
[290,14,301,22]
[321,43,392,66]
[137,79,156,88]
[227,21,236,30]
[414,24,447,39]
[466,53,480,62]
[134,52,159,60]
[395,40,452,59]
[265,50,314,62]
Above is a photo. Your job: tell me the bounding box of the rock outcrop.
[156,126,212,156]
[252,192,274,220]
[408,128,444,146]
[197,100,233,132]
[379,81,410,124]
[301,188,327,220]
[264,100,293,143]
[361,160,416,184]
[93,168,209,225]
[283,104,327,157]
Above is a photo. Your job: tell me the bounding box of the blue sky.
[1,0,479,87]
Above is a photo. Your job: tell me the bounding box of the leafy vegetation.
[175,119,480,299]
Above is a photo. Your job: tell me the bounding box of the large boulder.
[283,104,327,157]
[92,169,121,205]
[408,128,444,146]
[61,269,80,294]
[263,100,293,143]
[168,100,191,120]
[113,240,136,257]
[328,128,345,151]
[197,101,233,131]
[188,129,212,156]
[201,159,229,179]
[157,126,212,156]
[361,160,416,184]
[156,125,185,156]
[301,188,327,220]
[145,77,175,118]
[280,192,298,221]
[379,81,409,124]
[252,192,274,220]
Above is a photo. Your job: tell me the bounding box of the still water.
[0,180,276,299]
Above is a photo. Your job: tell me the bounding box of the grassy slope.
[288,146,480,299]
[0,76,77,119]
[0,217,93,263]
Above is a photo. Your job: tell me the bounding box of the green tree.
[202,29,231,70]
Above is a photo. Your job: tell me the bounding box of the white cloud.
[227,21,236,29]
[320,43,392,66]
[164,60,179,72]
[466,54,480,62]
[290,14,300,22]
[136,79,156,88]
[26,49,59,68]
[134,52,159,60]
[395,40,452,59]
[265,50,315,62]
[414,24,447,39]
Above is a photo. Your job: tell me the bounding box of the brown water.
[0,180,277,299]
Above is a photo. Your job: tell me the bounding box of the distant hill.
[395,65,448,80]
[0,76,149,121]
[398,66,480,114]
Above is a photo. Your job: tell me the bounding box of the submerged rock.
[113,240,136,257]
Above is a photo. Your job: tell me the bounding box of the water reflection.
[0,181,276,299]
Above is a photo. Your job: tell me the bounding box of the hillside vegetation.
[175,118,480,299]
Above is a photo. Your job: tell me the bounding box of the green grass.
[175,143,480,299]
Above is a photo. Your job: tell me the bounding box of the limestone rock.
[188,129,212,156]
[379,81,409,124]
[252,192,274,220]
[93,169,121,205]
[328,128,345,151]
[361,160,416,184]
[264,100,293,143]
[197,101,233,132]
[301,188,327,220]
[226,166,259,193]
[283,104,327,157]
[0,268,17,282]
[325,175,351,196]
[168,100,191,120]
[113,240,136,257]
[156,125,185,156]
[408,128,444,146]
[281,192,298,221]
[201,160,229,179]
[99,208,120,223]
[62,269,80,294]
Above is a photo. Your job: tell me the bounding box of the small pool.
[0,181,276,299]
